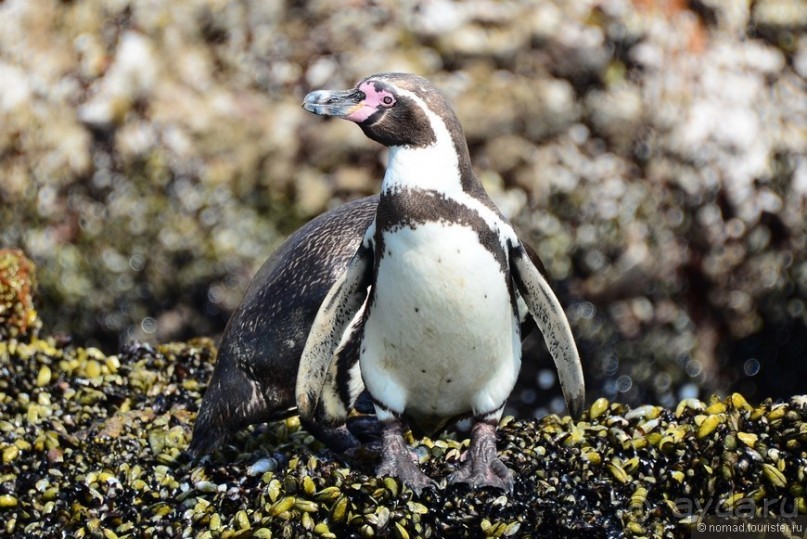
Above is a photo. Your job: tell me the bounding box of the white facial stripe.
[381,86,463,195]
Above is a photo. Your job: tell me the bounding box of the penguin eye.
[381,95,395,107]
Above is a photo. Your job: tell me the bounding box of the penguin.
[188,196,378,456]
[297,73,585,493]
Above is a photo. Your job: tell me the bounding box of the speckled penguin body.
[189,196,378,455]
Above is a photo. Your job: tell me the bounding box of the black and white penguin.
[297,73,585,492]
[188,196,378,456]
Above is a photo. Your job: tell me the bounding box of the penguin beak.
[302,89,366,119]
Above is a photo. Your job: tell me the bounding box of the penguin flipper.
[316,302,368,425]
[510,241,585,418]
[296,242,374,421]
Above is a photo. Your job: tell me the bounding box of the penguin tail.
[188,378,246,456]
[187,418,227,456]
[188,356,292,456]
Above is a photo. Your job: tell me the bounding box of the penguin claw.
[447,458,514,493]
[299,419,361,454]
[446,421,514,493]
[376,462,436,495]
[376,446,435,493]
[376,418,436,495]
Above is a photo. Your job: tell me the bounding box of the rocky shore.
[2,333,806,537]
[1,251,806,537]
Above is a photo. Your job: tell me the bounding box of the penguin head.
[303,73,462,149]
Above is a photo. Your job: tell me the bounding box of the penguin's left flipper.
[296,242,374,424]
[510,241,586,418]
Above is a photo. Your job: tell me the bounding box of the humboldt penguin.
[189,196,378,456]
[297,73,585,493]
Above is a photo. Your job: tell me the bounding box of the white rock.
[78,31,159,127]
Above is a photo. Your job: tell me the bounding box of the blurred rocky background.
[1,0,805,415]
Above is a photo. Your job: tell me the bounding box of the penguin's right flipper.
[296,240,374,422]
[509,240,586,418]
[316,301,369,425]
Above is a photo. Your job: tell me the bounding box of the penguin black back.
[189,196,378,455]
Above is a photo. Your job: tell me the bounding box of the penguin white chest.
[360,221,521,422]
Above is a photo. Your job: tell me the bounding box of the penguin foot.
[346,414,383,444]
[376,453,435,495]
[377,418,436,495]
[338,442,381,473]
[300,419,361,454]
[447,456,514,492]
[447,422,514,493]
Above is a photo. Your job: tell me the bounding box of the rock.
[78,31,160,128]
[0,249,42,341]
[752,0,807,33]
[456,70,579,143]
[585,83,644,152]
[794,34,807,78]
[1,328,805,537]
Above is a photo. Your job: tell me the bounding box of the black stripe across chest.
[374,188,507,273]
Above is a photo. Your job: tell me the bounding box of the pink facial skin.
[346,81,396,123]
